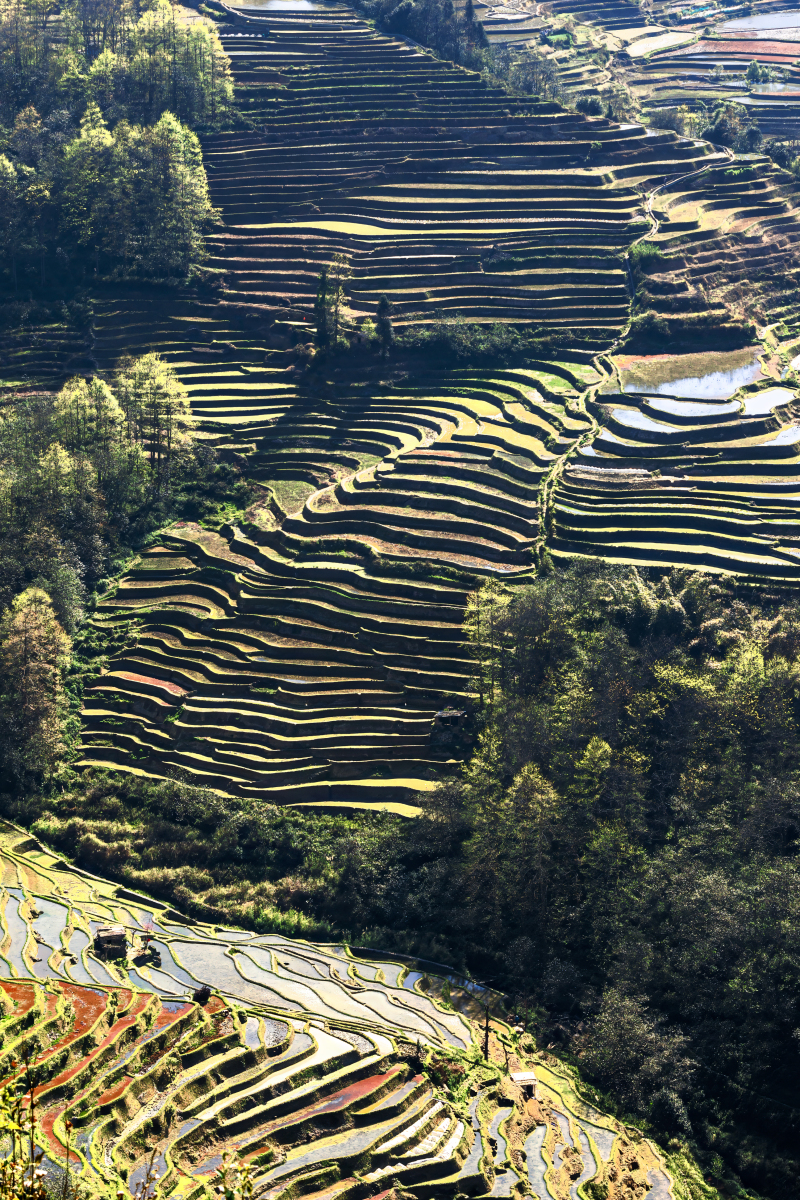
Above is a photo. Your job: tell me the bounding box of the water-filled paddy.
[612,349,764,398]
[525,1125,548,1199]
[766,423,800,445]
[648,398,739,417]
[740,388,793,415]
[745,82,800,94]
[570,1131,597,1200]
[611,408,679,433]
[722,10,800,31]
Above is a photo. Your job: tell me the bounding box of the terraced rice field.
[626,2,800,139]
[553,372,800,578]
[82,288,604,807]
[199,0,749,339]
[0,822,674,1200]
[72,0,800,807]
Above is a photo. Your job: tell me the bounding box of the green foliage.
[489,42,562,101]
[359,0,487,64]
[0,0,228,287]
[625,308,757,352]
[763,136,800,175]
[700,101,762,152]
[0,0,233,129]
[0,587,70,783]
[576,95,603,115]
[48,563,796,1192]
[629,240,663,275]
[376,293,395,355]
[399,313,565,366]
[313,255,352,350]
[746,59,773,84]
[0,352,241,669]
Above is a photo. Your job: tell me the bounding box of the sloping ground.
[76,0,800,808]
[0,823,676,1200]
[638,153,800,337]
[199,1,735,345]
[82,297,598,808]
[0,320,94,393]
[551,382,800,578]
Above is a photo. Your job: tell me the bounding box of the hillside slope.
[0,820,678,1200]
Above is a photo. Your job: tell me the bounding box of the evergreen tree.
[0,587,70,782]
[115,352,193,491]
[61,102,113,270]
[376,293,395,356]
[314,266,330,347]
[0,155,26,291]
[329,252,351,344]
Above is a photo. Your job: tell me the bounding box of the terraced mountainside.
[0,823,679,1200]
[71,0,800,810]
[196,1,797,342]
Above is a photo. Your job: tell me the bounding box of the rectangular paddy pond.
[609,348,765,398]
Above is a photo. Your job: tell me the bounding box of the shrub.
[576,95,603,115]
[629,241,663,275]
[398,313,565,366]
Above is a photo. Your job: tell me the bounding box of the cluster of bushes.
[746,58,776,84]
[0,0,231,287]
[698,100,763,152]
[647,103,699,137]
[357,0,567,103]
[0,0,233,129]
[1,103,217,286]
[398,312,565,366]
[628,240,663,276]
[358,0,487,66]
[764,136,800,176]
[626,308,757,351]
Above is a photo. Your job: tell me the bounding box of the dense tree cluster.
[0,0,230,286]
[699,100,763,153]
[0,354,193,609]
[358,0,568,103]
[0,0,232,128]
[0,354,229,783]
[360,0,487,63]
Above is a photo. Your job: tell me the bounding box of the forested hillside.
[3,0,800,1198]
[0,0,229,284]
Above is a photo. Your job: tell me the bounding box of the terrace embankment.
[83,290,598,808]
[75,1,800,806]
[552,381,800,578]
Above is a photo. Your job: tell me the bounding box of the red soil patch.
[0,991,61,1085]
[154,1000,194,1029]
[38,992,176,1158]
[95,1074,133,1106]
[665,38,800,59]
[97,672,187,696]
[0,980,39,1017]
